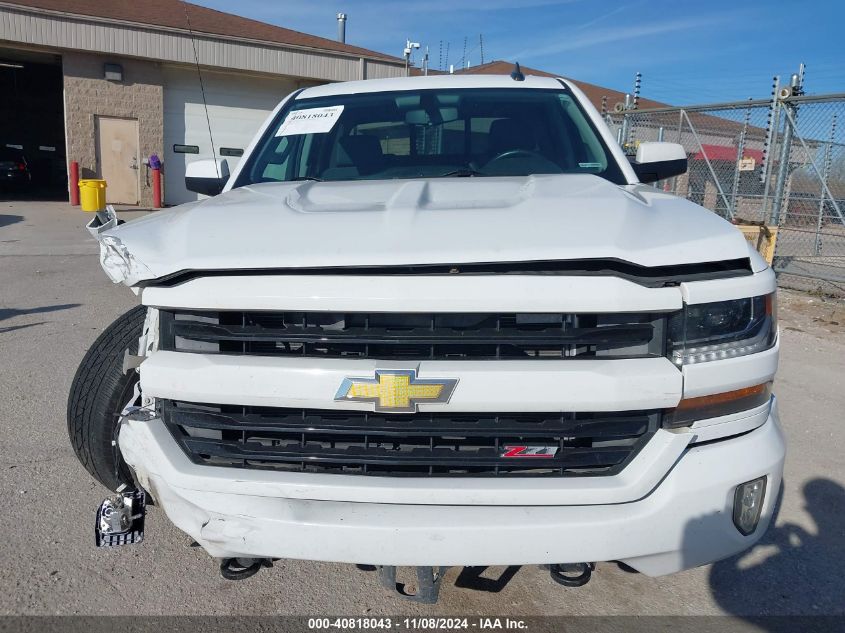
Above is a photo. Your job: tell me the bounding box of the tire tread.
[67,305,146,490]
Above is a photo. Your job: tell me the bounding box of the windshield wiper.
[436,168,485,178]
[290,176,323,182]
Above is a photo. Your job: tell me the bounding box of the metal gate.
[605,92,845,289]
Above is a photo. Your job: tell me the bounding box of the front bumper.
[119,400,785,576]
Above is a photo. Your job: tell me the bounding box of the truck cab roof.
[297,74,567,99]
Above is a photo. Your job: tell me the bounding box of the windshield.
[234,87,625,187]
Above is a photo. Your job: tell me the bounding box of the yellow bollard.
[79,179,107,212]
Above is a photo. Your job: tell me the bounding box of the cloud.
[506,14,731,60]
[575,2,641,30]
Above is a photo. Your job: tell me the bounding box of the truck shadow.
[356,564,522,595]
[454,566,521,593]
[706,478,845,619]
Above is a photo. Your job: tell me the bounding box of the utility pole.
[404,39,420,76]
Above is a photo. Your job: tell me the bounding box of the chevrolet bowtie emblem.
[335,369,458,413]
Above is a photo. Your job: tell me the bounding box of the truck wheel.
[67,305,146,491]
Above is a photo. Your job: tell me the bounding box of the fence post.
[771,73,801,224]
[730,99,752,217]
[620,93,632,150]
[760,76,781,221]
[655,127,665,189]
[814,114,837,255]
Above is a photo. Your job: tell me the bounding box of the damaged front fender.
[87,207,155,286]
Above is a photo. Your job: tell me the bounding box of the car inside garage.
[0,47,66,199]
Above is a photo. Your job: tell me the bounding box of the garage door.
[163,67,299,205]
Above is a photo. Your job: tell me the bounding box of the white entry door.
[96,116,140,205]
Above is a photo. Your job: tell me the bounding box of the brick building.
[0,0,405,206]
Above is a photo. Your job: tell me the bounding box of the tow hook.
[219,557,274,580]
[95,486,146,547]
[549,562,594,587]
[376,566,446,604]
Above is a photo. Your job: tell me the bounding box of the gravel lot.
[1,200,843,618]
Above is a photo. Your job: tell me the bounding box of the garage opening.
[163,66,298,205]
[0,48,66,200]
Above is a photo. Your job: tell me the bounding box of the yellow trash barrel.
[79,179,107,212]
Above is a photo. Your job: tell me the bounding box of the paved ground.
[1,200,844,618]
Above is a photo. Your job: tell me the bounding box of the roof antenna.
[183,3,219,179]
[511,62,525,82]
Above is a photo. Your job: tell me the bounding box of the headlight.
[668,293,777,366]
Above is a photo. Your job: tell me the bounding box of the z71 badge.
[501,445,559,458]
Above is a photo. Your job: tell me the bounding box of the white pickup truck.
[69,73,784,602]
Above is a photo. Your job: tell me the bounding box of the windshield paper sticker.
[276,106,345,137]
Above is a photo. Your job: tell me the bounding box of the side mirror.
[185,159,230,196]
[630,142,687,184]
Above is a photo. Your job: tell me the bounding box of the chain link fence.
[605,93,845,292]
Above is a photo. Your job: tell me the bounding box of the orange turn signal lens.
[664,383,772,428]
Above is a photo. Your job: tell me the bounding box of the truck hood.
[103,174,750,284]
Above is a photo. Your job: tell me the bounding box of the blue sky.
[191,0,843,105]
